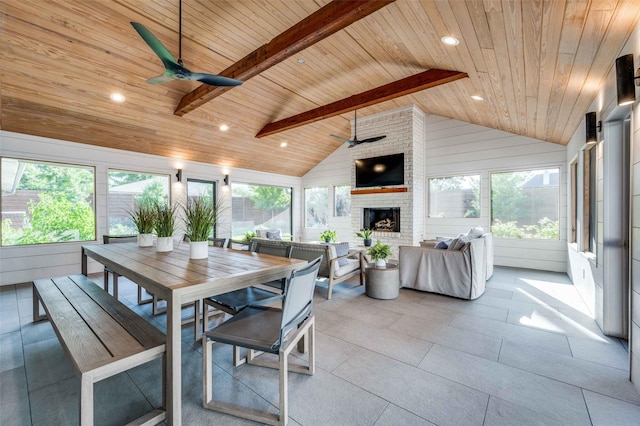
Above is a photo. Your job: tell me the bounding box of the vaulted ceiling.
[1,0,639,176]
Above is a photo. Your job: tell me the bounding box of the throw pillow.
[333,242,350,267]
[435,239,451,249]
[447,238,459,250]
[467,226,485,239]
[266,229,282,240]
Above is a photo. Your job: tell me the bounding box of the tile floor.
[1,266,639,425]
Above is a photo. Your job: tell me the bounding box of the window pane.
[588,148,597,252]
[305,187,328,228]
[490,168,559,239]
[334,185,351,217]
[187,179,217,238]
[108,169,169,236]
[428,175,480,218]
[231,183,292,239]
[1,158,95,245]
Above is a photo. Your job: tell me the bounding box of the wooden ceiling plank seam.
[502,0,527,135]
[534,0,567,140]
[174,0,397,116]
[447,0,489,74]
[465,0,494,50]
[256,69,468,138]
[481,48,514,133]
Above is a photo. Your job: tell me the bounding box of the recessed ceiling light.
[441,36,460,46]
[471,95,484,101]
[219,124,229,132]
[280,142,288,148]
[110,92,125,102]
[297,58,305,64]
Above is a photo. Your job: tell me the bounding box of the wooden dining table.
[81,242,306,426]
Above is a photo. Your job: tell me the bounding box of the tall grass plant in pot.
[128,201,155,247]
[153,201,177,252]
[183,197,222,259]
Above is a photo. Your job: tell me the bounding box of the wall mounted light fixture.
[223,174,229,186]
[176,169,182,182]
[585,112,601,144]
[615,54,639,106]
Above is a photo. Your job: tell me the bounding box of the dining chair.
[202,256,321,426]
[202,239,292,355]
[208,237,229,248]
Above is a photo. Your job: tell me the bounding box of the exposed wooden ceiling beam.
[174,0,396,116]
[255,69,468,138]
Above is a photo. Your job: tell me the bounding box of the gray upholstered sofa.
[250,239,364,299]
[398,231,493,300]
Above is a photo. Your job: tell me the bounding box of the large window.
[305,187,328,228]
[108,169,170,235]
[428,175,480,218]
[231,183,292,239]
[1,158,95,245]
[570,160,578,243]
[490,168,559,239]
[334,185,351,217]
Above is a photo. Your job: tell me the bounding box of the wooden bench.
[32,274,166,426]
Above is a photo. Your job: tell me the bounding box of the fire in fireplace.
[363,207,400,232]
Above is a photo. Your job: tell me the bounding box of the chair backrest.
[251,240,292,258]
[209,237,229,248]
[103,235,137,244]
[280,257,322,339]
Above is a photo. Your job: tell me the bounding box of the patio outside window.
[428,175,480,218]
[231,183,292,239]
[1,158,96,246]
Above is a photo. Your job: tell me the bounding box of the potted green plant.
[153,201,177,252]
[183,197,222,259]
[128,200,155,247]
[356,228,373,247]
[319,229,337,243]
[368,239,392,268]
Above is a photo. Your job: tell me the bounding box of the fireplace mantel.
[351,187,408,195]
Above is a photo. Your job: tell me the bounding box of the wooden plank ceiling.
[1,0,638,177]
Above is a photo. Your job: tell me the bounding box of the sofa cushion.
[266,229,282,240]
[467,226,485,239]
[334,258,360,278]
[450,234,469,250]
[435,239,451,249]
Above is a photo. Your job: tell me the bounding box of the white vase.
[375,258,386,268]
[190,241,209,259]
[156,236,173,252]
[138,233,153,247]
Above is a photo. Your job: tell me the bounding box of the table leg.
[81,248,87,275]
[167,297,182,425]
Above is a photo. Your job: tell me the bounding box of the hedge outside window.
[231,183,292,239]
[428,175,480,218]
[334,185,351,217]
[490,168,560,239]
[305,187,328,228]
[108,169,169,235]
[1,158,95,246]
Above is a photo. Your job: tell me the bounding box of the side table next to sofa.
[365,263,399,300]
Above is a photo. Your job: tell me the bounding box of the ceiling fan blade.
[145,73,175,84]
[131,22,179,69]
[330,134,354,143]
[187,72,243,86]
[359,135,387,144]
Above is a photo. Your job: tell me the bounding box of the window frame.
[427,174,481,218]
[584,145,597,253]
[1,157,97,246]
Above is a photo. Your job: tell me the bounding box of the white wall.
[0,131,301,285]
[423,115,567,272]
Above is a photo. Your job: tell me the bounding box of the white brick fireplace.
[349,105,426,258]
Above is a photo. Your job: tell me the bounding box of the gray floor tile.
[418,345,591,425]
[333,348,489,426]
[506,306,609,340]
[483,396,565,426]
[316,297,402,329]
[389,315,502,361]
[323,316,433,366]
[0,367,31,426]
[450,313,572,355]
[584,389,640,426]
[413,292,509,322]
[498,340,640,404]
[0,288,18,311]
[374,403,436,426]
[373,297,458,324]
[23,336,74,392]
[15,283,32,300]
[0,331,24,373]
[483,288,514,300]
[568,335,630,370]
[0,308,21,335]
[314,331,360,372]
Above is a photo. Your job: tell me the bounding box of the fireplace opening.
[363,207,400,232]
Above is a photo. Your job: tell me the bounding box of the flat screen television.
[355,153,404,188]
